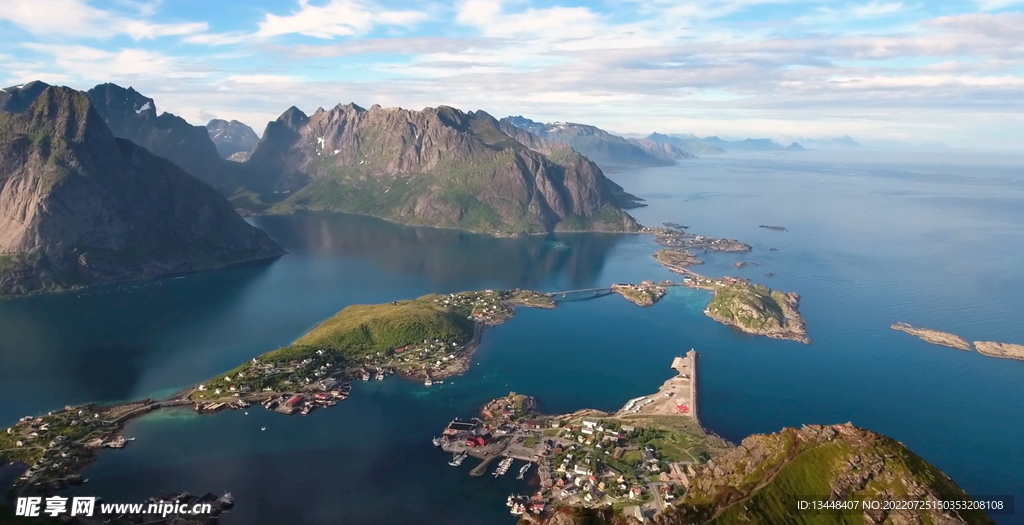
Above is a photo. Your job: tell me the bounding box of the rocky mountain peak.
[245,102,639,234]
[206,118,260,159]
[0,80,54,113]
[85,83,235,190]
[277,106,310,129]
[0,86,283,296]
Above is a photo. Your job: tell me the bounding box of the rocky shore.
[973,341,1024,361]
[610,282,667,306]
[653,249,703,274]
[705,288,810,344]
[891,322,971,351]
[647,228,752,253]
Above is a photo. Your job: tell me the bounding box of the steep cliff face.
[85,83,240,190]
[0,85,284,297]
[246,104,639,235]
[503,116,674,168]
[207,118,260,158]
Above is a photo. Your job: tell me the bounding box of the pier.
[619,351,698,420]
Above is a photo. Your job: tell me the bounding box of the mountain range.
[504,116,692,168]
[0,82,284,297]
[238,104,639,235]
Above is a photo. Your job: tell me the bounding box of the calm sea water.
[1,151,1022,524]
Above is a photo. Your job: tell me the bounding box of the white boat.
[493,457,514,477]
[517,463,531,480]
[261,427,267,431]
[432,436,443,447]
[448,451,468,466]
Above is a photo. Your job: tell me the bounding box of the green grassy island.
[703,281,810,344]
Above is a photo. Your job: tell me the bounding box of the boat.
[517,463,531,480]
[261,427,267,431]
[510,502,525,515]
[432,436,443,447]
[493,457,514,477]
[424,378,433,386]
[448,451,468,466]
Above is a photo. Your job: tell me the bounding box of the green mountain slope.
[244,104,639,235]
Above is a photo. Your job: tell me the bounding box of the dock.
[619,351,698,420]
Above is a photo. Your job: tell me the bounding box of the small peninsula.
[524,422,995,525]
[433,354,992,525]
[891,322,971,351]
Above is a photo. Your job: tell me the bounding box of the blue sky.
[1,0,1022,147]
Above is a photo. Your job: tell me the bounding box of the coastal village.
[433,352,730,522]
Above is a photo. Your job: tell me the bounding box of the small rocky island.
[891,323,1024,362]
[611,281,668,306]
[974,341,1024,361]
[646,228,752,253]
[703,282,810,343]
[891,322,972,351]
[759,224,787,231]
[653,249,703,273]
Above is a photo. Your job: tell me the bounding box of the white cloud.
[974,0,1024,10]
[255,0,427,39]
[17,44,210,82]
[0,0,207,40]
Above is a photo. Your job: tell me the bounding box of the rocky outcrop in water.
[0,84,283,297]
[891,323,971,351]
[973,341,1024,361]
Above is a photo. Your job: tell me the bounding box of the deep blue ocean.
[1,150,1022,524]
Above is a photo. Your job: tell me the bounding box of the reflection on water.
[0,213,626,423]
[255,213,625,290]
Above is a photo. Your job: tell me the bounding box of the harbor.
[432,354,723,520]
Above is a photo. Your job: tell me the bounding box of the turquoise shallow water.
[1,150,1023,523]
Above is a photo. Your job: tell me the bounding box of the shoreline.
[668,267,811,344]
[0,289,561,494]
[435,354,732,519]
[0,252,286,302]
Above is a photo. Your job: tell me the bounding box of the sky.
[1,0,1022,147]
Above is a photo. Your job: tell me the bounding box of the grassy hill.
[291,296,474,361]
[664,424,995,525]
[704,283,809,343]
